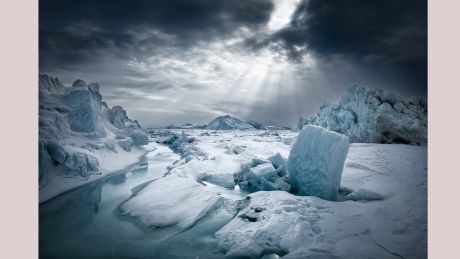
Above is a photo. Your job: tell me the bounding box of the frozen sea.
[40,130,427,259]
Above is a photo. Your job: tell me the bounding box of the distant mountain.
[206,115,255,130]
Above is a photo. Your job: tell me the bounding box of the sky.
[40,0,427,128]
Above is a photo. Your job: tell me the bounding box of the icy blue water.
[39,144,241,259]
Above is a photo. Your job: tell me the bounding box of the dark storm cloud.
[269,0,427,94]
[39,0,427,127]
[40,0,274,67]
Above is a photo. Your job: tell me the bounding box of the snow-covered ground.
[120,129,427,258]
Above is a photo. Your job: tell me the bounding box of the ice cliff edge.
[39,74,149,201]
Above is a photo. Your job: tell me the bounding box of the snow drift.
[297,86,427,145]
[288,125,350,200]
[39,74,149,201]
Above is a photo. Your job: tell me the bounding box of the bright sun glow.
[267,0,302,32]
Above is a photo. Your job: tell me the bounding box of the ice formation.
[216,143,427,259]
[118,175,222,231]
[234,154,291,192]
[39,74,149,199]
[298,86,427,144]
[154,130,208,161]
[288,125,349,200]
[206,115,255,130]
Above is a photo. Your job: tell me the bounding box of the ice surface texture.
[119,175,221,231]
[288,125,349,200]
[298,86,427,144]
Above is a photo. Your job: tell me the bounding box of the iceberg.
[39,74,149,202]
[288,125,349,200]
[298,86,427,144]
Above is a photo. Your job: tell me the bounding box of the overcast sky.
[40,0,427,127]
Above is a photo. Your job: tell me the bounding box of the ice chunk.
[64,82,102,133]
[46,141,67,164]
[250,163,277,179]
[288,125,349,200]
[235,158,291,192]
[267,153,287,176]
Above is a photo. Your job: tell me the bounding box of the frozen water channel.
[39,143,244,259]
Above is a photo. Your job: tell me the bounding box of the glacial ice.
[298,86,427,144]
[288,125,349,200]
[64,83,102,133]
[39,74,149,198]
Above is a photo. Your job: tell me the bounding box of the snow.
[288,125,350,200]
[39,74,150,203]
[206,115,256,130]
[298,86,427,145]
[345,188,384,202]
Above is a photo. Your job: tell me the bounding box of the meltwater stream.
[40,143,245,259]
